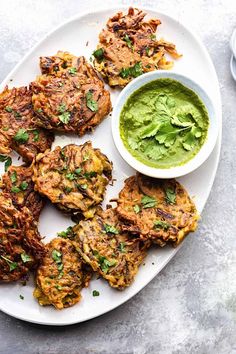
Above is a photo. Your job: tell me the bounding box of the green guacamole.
[120,78,209,169]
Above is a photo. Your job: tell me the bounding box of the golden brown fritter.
[72,208,148,289]
[31,51,112,135]
[32,142,112,217]
[33,238,91,309]
[93,7,181,87]
[0,86,54,163]
[0,193,45,282]
[0,165,44,221]
[117,174,198,247]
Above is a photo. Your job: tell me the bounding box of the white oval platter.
[0,7,221,325]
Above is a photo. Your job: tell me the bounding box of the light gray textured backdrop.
[0,1,235,353]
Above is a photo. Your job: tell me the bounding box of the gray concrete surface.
[0,0,235,353]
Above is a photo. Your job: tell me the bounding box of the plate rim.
[0,6,222,326]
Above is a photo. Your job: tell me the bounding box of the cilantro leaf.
[93,48,104,62]
[0,155,12,171]
[11,186,21,193]
[13,129,29,143]
[165,187,176,204]
[120,62,143,79]
[33,130,39,142]
[52,249,62,264]
[59,111,70,124]
[92,290,100,296]
[68,67,77,75]
[153,220,170,231]
[118,242,126,253]
[5,106,13,112]
[57,226,73,239]
[133,204,140,214]
[1,255,17,271]
[20,181,28,191]
[86,91,98,112]
[141,195,157,208]
[123,34,133,50]
[182,126,202,151]
[10,171,17,184]
[21,253,31,263]
[103,224,119,234]
[66,173,76,181]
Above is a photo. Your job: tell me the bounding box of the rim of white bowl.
[112,70,219,179]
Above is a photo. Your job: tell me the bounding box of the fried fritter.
[32,142,112,217]
[31,51,112,134]
[0,86,54,162]
[117,174,198,247]
[72,208,148,289]
[0,193,45,282]
[93,7,181,87]
[33,238,91,309]
[0,165,44,221]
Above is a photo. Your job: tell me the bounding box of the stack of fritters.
[117,173,199,247]
[0,193,45,282]
[93,7,181,87]
[72,208,148,289]
[31,51,112,134]
[34,238,91,309]
[0,86,54,162]
[32,142,113,218]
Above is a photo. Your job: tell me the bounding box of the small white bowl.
[112,71,219,179]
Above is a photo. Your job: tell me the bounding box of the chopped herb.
[52,249,62,264]
[120,62,143,79]
[141,195,157,208]
[0,155,12,171]
[33,130,39,142]
[75,167,82,175]
[2,127,9,131]
[20,181,28,191]
[55,284,62,291]
[93,252,116,273]
[4,157,12,171]
[86,91,98,112]
[5,106,12,112]
[14,111,21,118]
[13,129,29,143]
[165,187,176,204]
[118,242,126,253]
[64,186,72,193]
[58,103,66,113]
[1,255,17,271]
[21,253,31,263]
[123,34,133,50]
[84,171,97,179]
[57,226,73,239]
[60,149,67,160]
[11,186,21,193]
[66,173,76,181]
[145,47,150,55]
[82,154,89,162]
[150,33,156,40]
[80,184,87,190]
[19,294,24,300]
[68,67,77,75]
[59,111,70,124]
[133,204,140,214]
[103,224,119,234]
[92,290,100,297]
[37,108,42,113]
[153,220,170,231]
[10,171,17,184]
[57,263,64,271]
[93,48,104,62]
